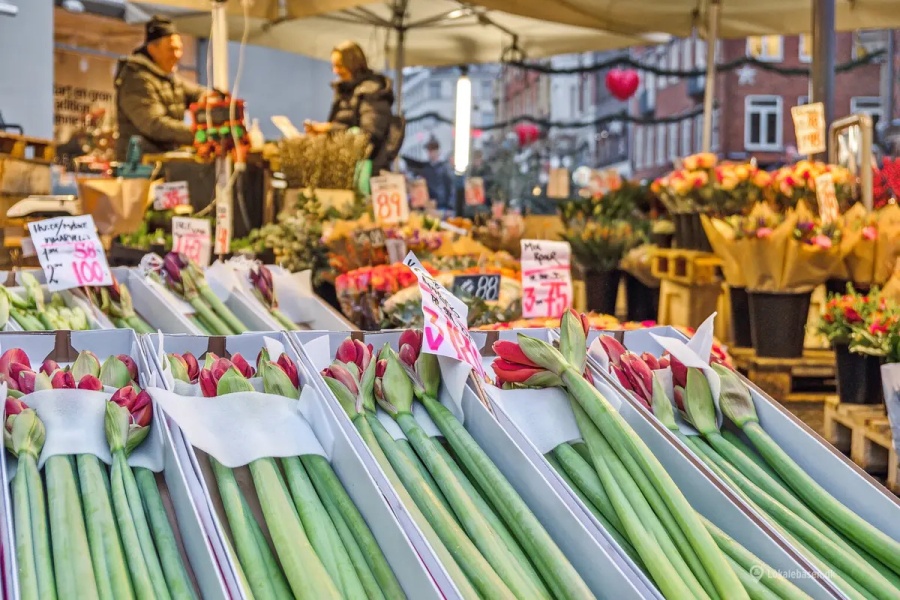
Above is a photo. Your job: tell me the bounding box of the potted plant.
[817,286,884,404]
[850,303,899,451]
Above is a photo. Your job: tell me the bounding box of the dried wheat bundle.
[279,131,371,190]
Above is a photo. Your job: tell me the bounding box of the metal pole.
[701,0,719,153]
[884,31,895,126]
[211,0,233,255]
[395,27,405,114]
[811,0,836,158]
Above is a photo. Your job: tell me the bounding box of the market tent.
[480,0,900,38]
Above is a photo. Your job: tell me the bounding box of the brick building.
[630,32,888,181]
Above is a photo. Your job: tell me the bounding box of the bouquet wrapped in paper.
[619,244,660,289]
[770,160,855,213]
[699,202,783,288]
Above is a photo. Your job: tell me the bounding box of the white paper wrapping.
[487,387,581,454]
[376,405,443,441]
[149,386,326,468]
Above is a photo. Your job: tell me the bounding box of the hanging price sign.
[452,274,501,301]
[28,215,112,291]
[153,181,190,210]
[214,202,231,255]
[814,173,840,223]
[791,102,826,156]
[464,177,486,206]
[371,173,410,225]
[403,252,487,380]
[172,217,212,266]
[520,239,573,319]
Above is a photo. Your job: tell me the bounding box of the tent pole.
[701,0,719,153]
[392,0,408,114]
[811,0,835,158]
[211,0,233,253]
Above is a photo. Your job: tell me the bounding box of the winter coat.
[114,51,203,161]
[328,71,395,173]
[418,160,456,210]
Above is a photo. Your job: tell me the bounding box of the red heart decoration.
[605,68,640,101]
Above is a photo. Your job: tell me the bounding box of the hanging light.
[454,65,472,174]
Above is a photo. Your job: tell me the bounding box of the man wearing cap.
[114,16,209,161]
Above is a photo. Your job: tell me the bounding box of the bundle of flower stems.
[248,264,299,329]
[83,276,155,334]
[600,336,900,600]
[322,333,594,600]
[167,348,405,600]
[156,252,249,335]
[0,273,92,331]
[2,349,196,600]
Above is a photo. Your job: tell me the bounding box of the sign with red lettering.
[521,239,573,319]
[214,202,231,255]
[403,252,487,380]
[172,217,212,267]
[371,173,410,225]
[464,177,485,206]
[28,215,112,291]
[791,102,826,156]
[153,181,190,210]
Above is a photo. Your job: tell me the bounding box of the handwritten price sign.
[153,181,190,211]
[172,217,212,267]
[371,173,410,225]
[28,215,112,291]
[403,252,487,380]
[521,239,573,319]
[814,173,840,223]
[214,202,231,256]
[409,178,429,209]
[464,177,486,206]
[791,102,826,156]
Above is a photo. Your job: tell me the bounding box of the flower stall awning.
[129,0,664,67]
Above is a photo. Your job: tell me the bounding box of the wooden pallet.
[650,249,721,285]
[733,347,835,401]
[823,399,900,492]
[0,133,54,162]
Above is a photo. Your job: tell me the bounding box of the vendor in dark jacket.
[114,16,211,161]
[305,41,396,173]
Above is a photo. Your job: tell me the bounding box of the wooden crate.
[0,133,55,162]
[657,279,722,330]
[650,249,721,285]
[733,347,835,401]
[856,415,892,472]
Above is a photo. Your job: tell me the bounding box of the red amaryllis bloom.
[276,354,300,388]
[182,352,200,382]
[598,336,627,367]
[40,359,60,376]
[199,370,218,397]
[620,353,652,406]
[641,352,660,370]
[669,355,688,389]
[492,359,546,385]
[77,375,103,391]
[565,308,590,336]
[231,353,256,378]
[5,396,27,419]
[18,370,36,395]
[335,339,372,373]
[399,344,418,368]
[211,358,234,383]
[323,363,359,396]
[492,340,540,368]
[10,362,31,383]
[117,355,139,382]
[131,390,153,427]
[0,349,30,378]
[51,370,76,389]
[399,330,424,354]
[111,385,139,411]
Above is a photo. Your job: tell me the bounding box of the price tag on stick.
[214,202,231,256]
[520,239,573,319]
[153,181,190,210]
[371,173,410,225]
[791,102,826,156]
[814,173,840,223]
[403,252,487,380]
[172,217,212,267]
[28,215,112,291]
[452,274,501,301]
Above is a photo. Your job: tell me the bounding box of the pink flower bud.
[276,354,300,389]
[641,352,660,371]
[18,370,36,395]
[336,339,359,365]
[352,340,371,372]
[611,365,634,391]
[231,353,256,378]
[674,386,685,411]
[199,370,218,397]
[110,385,139,411]
[398,330,424,354]
[492,340,540,368]
[0,349,30,378]
[324,363,359,396]
[598,336,627,367]
[131,391,153,427]
[492,358,548,385]
[77,374,103,391]
[375,359,387,378]
[51,370,76,390]
[117,355,139,382]
[10,363,31,383]
[182,352,200,382]
[658,356,671,369]
[398,344,418,368]
[211,358,234,383]
[5,396,27,417]
[40,359,60,376]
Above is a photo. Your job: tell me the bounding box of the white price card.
[520,239,573,319]
[409,178,429,208]
[28,215,112,291]
[791,102,826,156]
[153,181,190,210]
[172,217,212,267]
[464,177,486,206]
[547,167,570,199]
[214,202,231,256]
[403,252,487,380]
[815,173,840,223]
[371,173,410,225]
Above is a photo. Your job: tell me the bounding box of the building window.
[669,41,680,84]
[646,126,655,169]
[746,36,783,62]
[681,119,692,156]
[656,54,667,90]
[694,114,703,152]
[634,127,644,170]
[481,80,493,100]
[853,30,888,60]
[695,39,707,69]
[682,38,693,73]
[798,34,812,63]
[656,123,666,165]
[798,96,809,106]
[851,96,883,128]
[712,108,721,152]
[745,95,783,151]
[428,81,443,99]
[668,122,678,160]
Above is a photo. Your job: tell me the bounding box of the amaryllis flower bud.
[658,356,671,369]
[217,367,255,395]
[99,356,131,389]
[131,390,153,427]
[108,276,122,303]
[492,340,540,368]
[669,355,688,389]
[492,358,548,386]
[641,352,661,371]
[182,352,200,382]
[621,353,653,404]
[72,351,101,381]
[0,349,30,378]
[260,360,300,399]
[33,372,53,393]
[18,370,36,395]
[276,354,300,389]
[324,363,359,396]
[674,386,685,412]
[5,396,27,418]
[9,362,31,383]
[565,308,591,336]
[199,370,217,397]
[398,344,418,368]
[249,265,276,307]
[231,353,256,378]
[167,354,190,383]
[77,374,103,391]
[374,351,414,416]
[51,370,76,389]
[1,373,19,392]
[611,364,634,392]
[40,359,60,376]
[352,340,371,372]
[204,352,220,370]
[111,385,139,411]
[162,252,188,284]
[398,329,424,354]
[598,336,627,367]
[375,359,387,378]
[117,355,139,382]
[211,358,235,383]
[335,338,365,368]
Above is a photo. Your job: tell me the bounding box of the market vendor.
[304,41,398,173]
[113,16,211,161]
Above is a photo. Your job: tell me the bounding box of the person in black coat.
[304,41,396,173]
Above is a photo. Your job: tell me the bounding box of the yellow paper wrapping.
[740,212,798,292]
[701,215,746,287]
[882,258,900,303]
[874,204,900,285]
[781,240,842,291]
[831,203,868,281]
[845,237,876,285]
